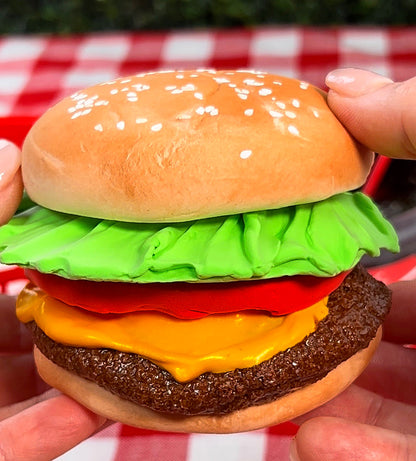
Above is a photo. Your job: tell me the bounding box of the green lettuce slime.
[0,192,398,283]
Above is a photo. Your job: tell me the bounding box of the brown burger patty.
[28,265,390,416]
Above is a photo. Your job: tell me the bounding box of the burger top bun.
[22,70,374,222]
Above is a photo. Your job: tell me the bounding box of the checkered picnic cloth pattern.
[55,421,299,461]
[1,26,416,119]
[1,26,416,461]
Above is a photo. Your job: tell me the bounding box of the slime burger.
[0,70,398,433]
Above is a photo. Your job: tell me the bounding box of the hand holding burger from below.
[0,69,399,433]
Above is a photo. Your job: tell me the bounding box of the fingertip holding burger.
[0,139,23,225]
[325,68,393,98]
[0,70,399,433]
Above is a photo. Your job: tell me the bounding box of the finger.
[383,280,416,345]
[0,140,23,225]
[293,384,416,435]
[0,394,107,461]
[290,416,416,461]
[0,353,49,406]
[354,340,416,405]
[0,295,33,352]
[325,68,416,159]
[0,388,57,421]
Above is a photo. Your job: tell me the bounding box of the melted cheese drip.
[17,283,328,382]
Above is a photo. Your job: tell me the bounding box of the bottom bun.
[34,328,381,434]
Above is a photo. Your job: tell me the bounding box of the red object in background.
[0,116,38,147]
[0,265,26,294]
[362,155,393,198]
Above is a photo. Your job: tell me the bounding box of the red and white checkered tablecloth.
[1,26,416,123]
[0,26,415,461]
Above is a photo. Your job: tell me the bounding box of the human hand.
[0,140,107,460]
[0,294,107,460]
[289,68,416,461]
[324,68,416,159]
[0,140,23,225]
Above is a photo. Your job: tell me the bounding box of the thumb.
[325,68,416,159]
[290,416,416,461]
[0,140,23,225]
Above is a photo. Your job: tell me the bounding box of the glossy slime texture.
[17,283,328,381]
[27,267,391,414]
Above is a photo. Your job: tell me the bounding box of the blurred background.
[2,0,416,33]
[0,0,415,263]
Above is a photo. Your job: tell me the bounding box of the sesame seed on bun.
[22,70,373,223]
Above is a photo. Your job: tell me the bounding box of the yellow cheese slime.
[17,283,328,382]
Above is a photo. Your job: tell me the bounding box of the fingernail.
[326,68,393,97]
[289,437,301,461]
[0,139,21,188]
